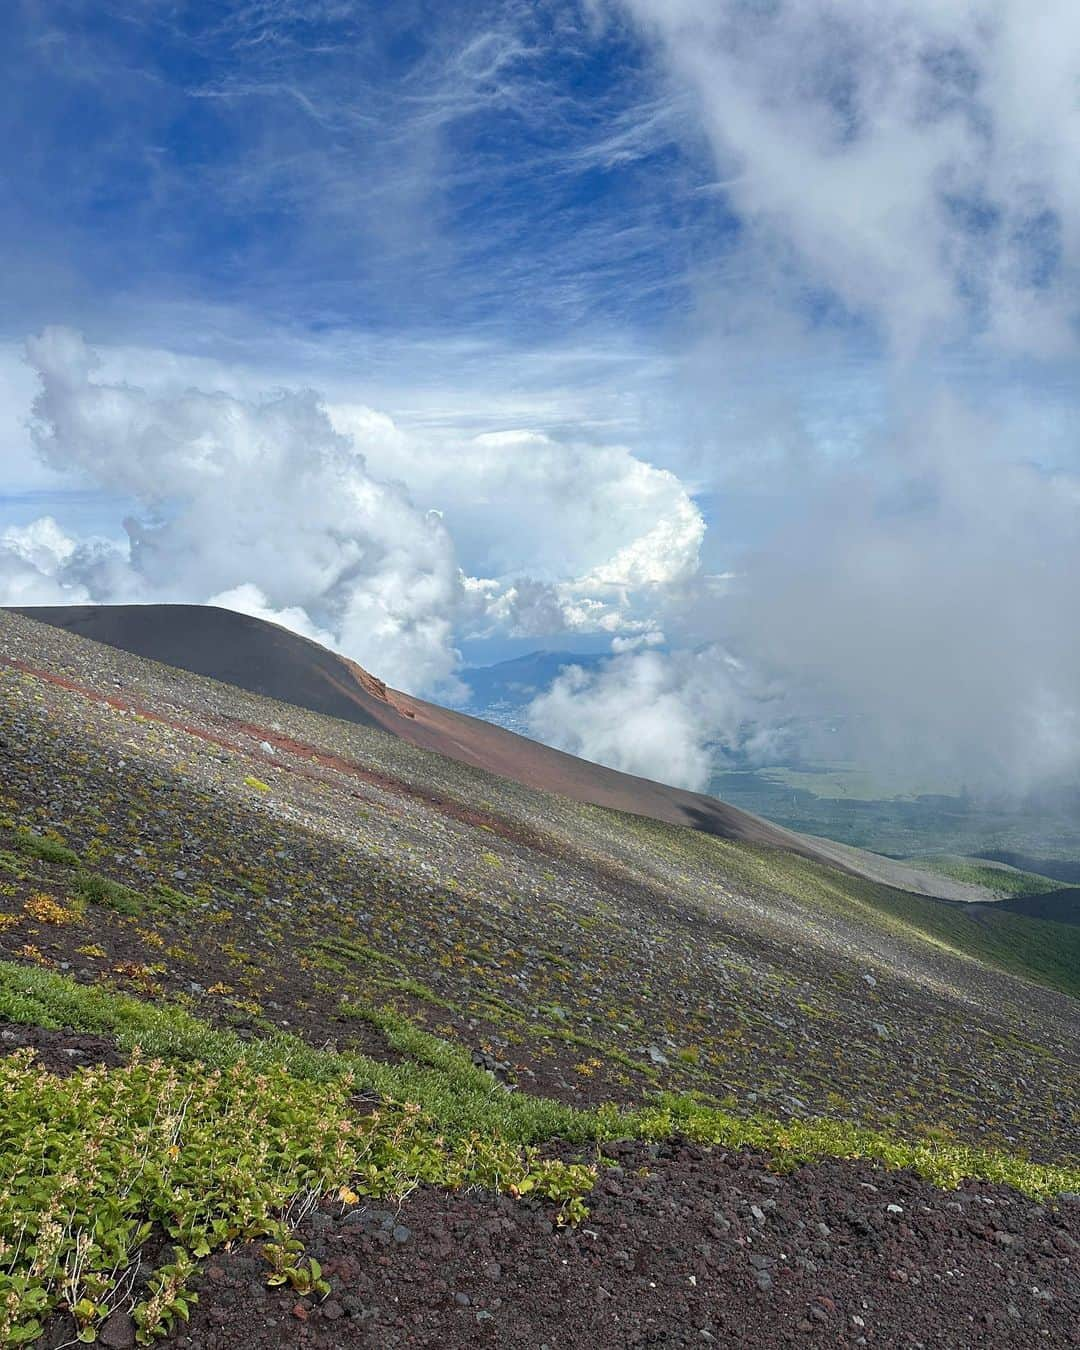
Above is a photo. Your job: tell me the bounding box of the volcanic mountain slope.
[12,603,996,903]
[11,602,793,845]
[0,607,1078,1348]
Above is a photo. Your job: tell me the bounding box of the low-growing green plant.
[0,959,1077,1347]
[131,1251,198,1344]
[1,826,150,918]
[0,964,601,1342]
[385,976,458,1011]
[71,870,144,916]
[0,848,29,877]
[4,961,1076,1198]
[313,935,405,971]
[262,1238,330,1297]
[10,828,80,869]
[149,882,198,913]
[0,1036,595,1344]
[626,1093,1080,1198]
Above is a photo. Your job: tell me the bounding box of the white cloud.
[2,517,78,573]
[611,629,664,653]
[724,390,1080,790]
[572,490,703,591]
[526,645,785,791]
[0,344,63,493]
[0,517,91,605]
[0,516,122,606]
[15,328,465,693]
[329,411,704,594]
[3,329,707,692]
[588,0,1080,793]
[616,0,1080,355]
[329,409,706,641]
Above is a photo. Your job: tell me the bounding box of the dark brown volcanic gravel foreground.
[67,1141,1074,1350]
[0,1022,126,1075]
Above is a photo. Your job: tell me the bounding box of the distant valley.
[462,650,1080,892]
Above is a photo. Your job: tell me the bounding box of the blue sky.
[4,0,1080,792]
[1,2,726,343]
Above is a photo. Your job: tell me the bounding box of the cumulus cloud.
[326,410,706,642]
[3,329,707,697]
[0,519,91,605]
[3,517,79,575]
[329,411,705,612]
[15,328,464,693]
[0,516,136,607]
[526,646,787,792]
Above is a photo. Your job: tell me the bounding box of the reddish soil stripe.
[1,655,699,933]
[0,654,572,868]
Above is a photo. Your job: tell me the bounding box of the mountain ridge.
[9,603,1000,904]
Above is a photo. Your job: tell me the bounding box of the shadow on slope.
[997,889,1080,926]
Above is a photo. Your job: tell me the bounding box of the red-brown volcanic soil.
[13,604,828,863]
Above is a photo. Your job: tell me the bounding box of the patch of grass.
[384,977,458,1011]
[5,963,1072,1202]
[0,963,598,1345]
[339,1000,483,1079]
[313,935,405,971]
[150,881,200,912]
[244,776,271,793]
[478,992,520,1018]
[0,849,29,877]
[915,855,1062,898]
[633,1095,1080,1197]
[10,828,80,869]
[71,870,144,917]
